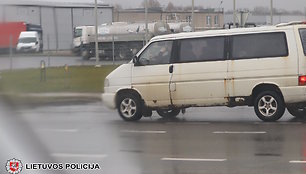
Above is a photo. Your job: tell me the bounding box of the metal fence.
[0,34,135,71]
[78,33,148,62]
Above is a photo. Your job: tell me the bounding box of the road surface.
[1,100,306,174]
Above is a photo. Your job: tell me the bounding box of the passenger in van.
[180,41,196,61]
[191,42,205,60]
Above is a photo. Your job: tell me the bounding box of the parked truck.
[73,22,171,60]
[0,22,43,53]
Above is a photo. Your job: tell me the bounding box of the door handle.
[169,65,174,74]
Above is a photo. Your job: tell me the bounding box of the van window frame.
[74,28,83,38]
[229,32,289,60]
[299,28,306,56]
[173,36,228,64]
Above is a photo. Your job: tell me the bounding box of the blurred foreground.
[1,97,306,174]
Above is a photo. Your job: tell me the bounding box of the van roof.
[151,24,301,42]
[19,31,38,37]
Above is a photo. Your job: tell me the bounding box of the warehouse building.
[0,0,113,50]
[114,8,224,30]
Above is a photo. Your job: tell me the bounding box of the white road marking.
[213,131,267,134]
[38,129,78,133]
[121,130,166,134]
[51,153,108,158]
[254,122,302,125]
[166,122,211,125]
[279,122,302,125]
[289,160,306,164]
[161,158,227,162]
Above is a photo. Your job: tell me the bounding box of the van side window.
[138,41,173,66]
[231,32,288,60]
[178,36,225,63]
[299,29,306,55]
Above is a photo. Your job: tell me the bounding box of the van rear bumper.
[280,86,306,104]
[102,93,116,109]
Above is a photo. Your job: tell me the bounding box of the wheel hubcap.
[258,95,278,117]
[120,98,137,118]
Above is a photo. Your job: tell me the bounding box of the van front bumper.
[102,93,116,109]
[17,47,37,52]
[280,86,306,104]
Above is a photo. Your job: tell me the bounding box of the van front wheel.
[254,91,285,122]
[117,93,143,121]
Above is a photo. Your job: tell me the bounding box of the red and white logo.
[6,159,23,174]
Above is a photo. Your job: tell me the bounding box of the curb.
[17,93,101,99]
[0,93,103,107]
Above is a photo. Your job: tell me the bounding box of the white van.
[16,31,41,53]
[102,21,306,122]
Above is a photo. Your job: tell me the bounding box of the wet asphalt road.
[1,101,306,174]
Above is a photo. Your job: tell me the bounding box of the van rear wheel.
[254,91,285,122]
[287,105,306,118]
[157,108,180,119]
[117,93,143,121]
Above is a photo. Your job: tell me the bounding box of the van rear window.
[299,29,306,55]
[231,32,288,60]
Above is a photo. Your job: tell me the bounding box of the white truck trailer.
[73,22,171,60]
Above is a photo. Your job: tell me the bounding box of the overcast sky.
[7,0,306,12]
[101,0,306,11]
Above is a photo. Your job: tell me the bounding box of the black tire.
[254,91,285,122]
[157,108,180,119]
[287,105,306,118]
[117,93,143,121]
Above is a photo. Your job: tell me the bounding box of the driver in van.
[155,42,172,64]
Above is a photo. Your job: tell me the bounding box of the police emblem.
[6,158,23,174]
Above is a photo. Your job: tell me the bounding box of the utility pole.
[233,0,236,28]
[192,0,195,31]
[145,0,148,44]
[270,0,273,25]
[305,7,306,20]
[94,0,100,66]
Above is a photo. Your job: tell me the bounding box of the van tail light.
[299,75,306,86]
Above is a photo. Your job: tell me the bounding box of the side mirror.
[133,55,138,64]
[35,41,38,45]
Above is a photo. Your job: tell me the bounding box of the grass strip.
[0,65,118,93]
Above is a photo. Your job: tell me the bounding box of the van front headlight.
[104,78,109,87]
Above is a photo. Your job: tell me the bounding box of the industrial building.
[114,8,224,30]
[0,0,113,50]
[224,13,306,26]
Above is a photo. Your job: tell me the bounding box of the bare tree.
[252,6,270,15]
[113,3,123,11]
[166,2,176,11]
[291,10,303,15]
[140,0,161,8]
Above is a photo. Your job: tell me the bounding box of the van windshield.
[299,29,306,55]
[19,37,37,43]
